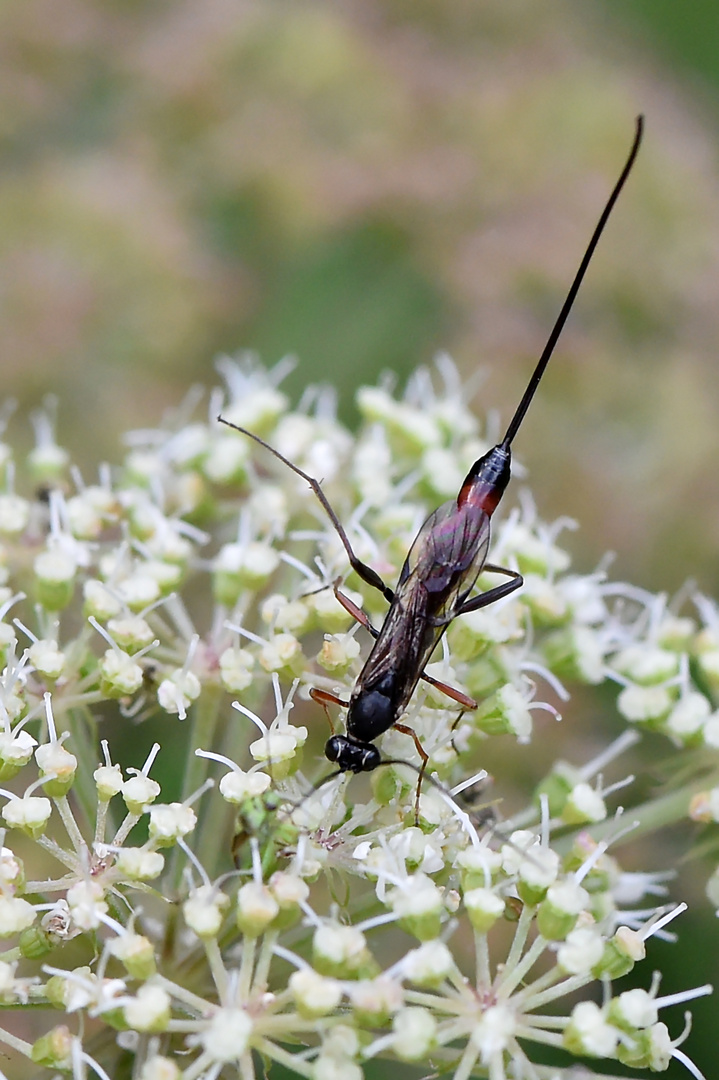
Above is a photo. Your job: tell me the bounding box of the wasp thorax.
[347,689,395,741]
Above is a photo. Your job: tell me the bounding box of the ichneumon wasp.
[220,117,643,810]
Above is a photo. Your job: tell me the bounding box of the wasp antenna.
[284,768,348,820]
[379,758,450,797]
[310,768,345,791]
[500,115,644,451]
[217,414,300,476]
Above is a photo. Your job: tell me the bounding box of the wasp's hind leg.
[454,563,523,616]
[309,686,349,734]
[392,722,430,826]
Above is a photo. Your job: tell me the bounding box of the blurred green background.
[5,1,719,1075]
[6,0,719,602]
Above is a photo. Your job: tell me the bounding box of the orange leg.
[309,686,349,734]
[333,584,378,637]
[393,722,429,825]
[335,585,477,710]
[421,671,477,709]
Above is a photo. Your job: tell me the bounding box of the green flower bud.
[521,573,570,627]
[616,684,673,729]
[563,1001,618,1058]
[121,774,161,815]
[465,886,504,933]
[536,880,588,940]
[94,763,123,802]
[475,683,532,739]
[123,984,171,1033]
[30,1024,72,1069]
[203,432,250,485]
[0,494,30,537]
[100,648,144,698]
[0,894,36,937]
[402,941,455,987]
[607,987,657,1033]
[0,731,36,781]
[34,550,75,611]
[371,762,412,806]
[45,972,77,1009]
[463,653,510,700]
[308,587,361,632]
[28,640,66,680]
[561,782,606,825]
[236,882,279,937]
[35,742,77,797]
[183,886,230,940]
[456,845,502,891]
[695,647,719,697]
[107,616,155,653]
[389,875,443,942]
[99,1006,130,1032]
[592,926,645,980]
[108,933,158,979]
[19,926,52,960]
[313,924,378,980]
[543,626,604,684]
[219,646,255,693]
[516,845,560,906]
[616,1022,672,1071]
[258,633,305,678]
[347,975,403,1026]
[392,1007,438,1062]
[115,848,165,882]
[613,644,678,685]
[148,803,197,847]
[213,541,280,603]
[83,579,123,620]
[27,441,69,483]
[534,761,576,817]
[2,796,52,839]
[289,968,343,1018]
[317,632,361,674]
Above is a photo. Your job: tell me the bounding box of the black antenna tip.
[629,115,644,159]
[499,115,644,451]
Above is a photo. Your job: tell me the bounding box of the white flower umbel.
[0,357,711,1080]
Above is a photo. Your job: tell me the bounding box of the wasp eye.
[360,745,381,772]
[324,736,341,764]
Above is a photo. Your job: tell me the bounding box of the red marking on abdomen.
[458,478,502,515]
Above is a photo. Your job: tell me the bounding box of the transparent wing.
[353,498,492,717]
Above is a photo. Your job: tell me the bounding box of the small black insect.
[221,117,643,803]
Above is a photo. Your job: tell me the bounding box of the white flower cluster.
[0,357,712,1079]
